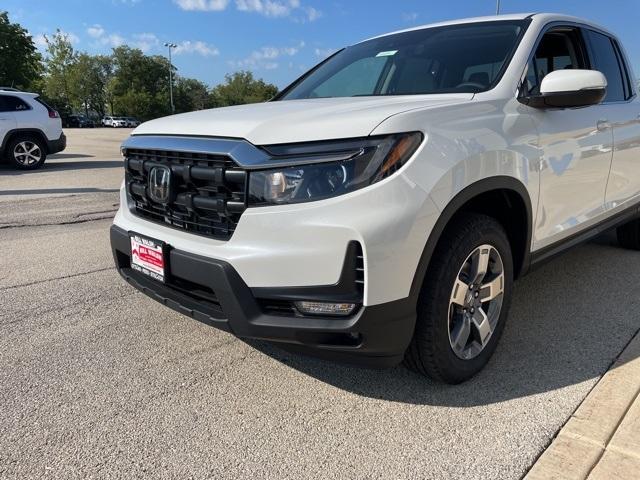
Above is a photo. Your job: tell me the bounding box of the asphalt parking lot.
[1,128,640,479]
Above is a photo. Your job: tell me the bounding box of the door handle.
[596,119,610,131]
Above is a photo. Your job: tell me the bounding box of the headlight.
[248,132,423,206]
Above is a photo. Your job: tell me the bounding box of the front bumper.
[113,168,439,306]
[47,133,66,154]
[111,225,416,367]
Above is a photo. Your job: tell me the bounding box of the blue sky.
[5,0,640,88]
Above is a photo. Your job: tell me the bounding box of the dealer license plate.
[130,234,166,282]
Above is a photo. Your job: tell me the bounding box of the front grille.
[125,148,247,241]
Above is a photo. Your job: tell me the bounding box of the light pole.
[164,42,177,114]
[496,0,501,14]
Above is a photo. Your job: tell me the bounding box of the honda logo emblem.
[148,166,173,204]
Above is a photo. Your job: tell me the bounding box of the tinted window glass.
[3,95,30,111]
[311,57,388,98]
[587,30,625,102]
[281,21,527,99]
[34,97,53,111]
[525,30,586,95]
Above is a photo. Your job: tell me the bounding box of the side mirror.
[520,69,607,109]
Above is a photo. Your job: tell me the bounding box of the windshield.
[280,20,527,100]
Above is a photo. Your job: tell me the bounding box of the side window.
[524,29,587,95]
[0,96,8,112]
[3,96,31,112]
[585,30,627,102]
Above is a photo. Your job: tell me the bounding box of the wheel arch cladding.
[410,176,533,300]
[3,129,49,154]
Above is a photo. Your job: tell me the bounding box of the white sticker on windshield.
[376,50,398,57]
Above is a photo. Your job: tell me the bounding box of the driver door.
[525,26,614,250]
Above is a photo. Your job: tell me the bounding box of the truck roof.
[362,13,614,44]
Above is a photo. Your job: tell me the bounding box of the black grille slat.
[125,147,246,241]
[355,248,365,293]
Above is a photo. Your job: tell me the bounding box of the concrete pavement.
[1,128,640,479]
[526,330,640,480]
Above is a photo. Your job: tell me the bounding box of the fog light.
[294,301,357,316]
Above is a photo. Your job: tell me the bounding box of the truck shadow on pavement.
[0,159,122,174]
[49,153,95,159]
[247,231,640,406]
[0,187,120,196]
[46,160,123,171]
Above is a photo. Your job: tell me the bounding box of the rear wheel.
[6,136,47,170]
[617,218,640,250]
[405,213,514,384]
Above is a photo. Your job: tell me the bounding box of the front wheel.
[405,213,514,384]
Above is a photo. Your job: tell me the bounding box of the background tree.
[210,71,278,107]
[68,53,111,117]
[42,30,77,115]
[0,11,43,90]
[91,54,115,118]
[110,46,171,118]
[174,77,210,112]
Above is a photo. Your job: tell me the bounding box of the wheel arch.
[410,176,533,300]
[1,128,50,155]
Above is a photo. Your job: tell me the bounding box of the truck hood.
[132,94,474,145]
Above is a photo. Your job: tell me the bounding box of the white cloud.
[31,33,48,49]
[314,47,337,58]
[132,32,160,52]
[87,25,151,50]
[32,33,47,50]
[64,31,81,44]
[174,40,220,57]
[402,12,418,22]
[235,0,293,17]
[87,24,105,38]
[101,33,126,48]
[86,24,124,47]
[230,41,303,70]
[173,0,230,10]
[305,6,321,21]
[85,24,218,57]
[174,0,320,20]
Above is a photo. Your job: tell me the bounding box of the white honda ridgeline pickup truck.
[111,13,640,383]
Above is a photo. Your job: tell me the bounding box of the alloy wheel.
[448,244,505,360]
[13,141,42,166]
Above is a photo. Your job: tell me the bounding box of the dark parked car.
[62,115,95,128]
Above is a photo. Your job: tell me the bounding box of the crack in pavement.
[0,266,114,292]
[0,290,138,326]
[0,211,117,230]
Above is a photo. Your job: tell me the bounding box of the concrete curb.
[525,330,640,480]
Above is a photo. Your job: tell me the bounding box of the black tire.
[617,219,640,250]
[404,213,514,384]
[6,135,47,170]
